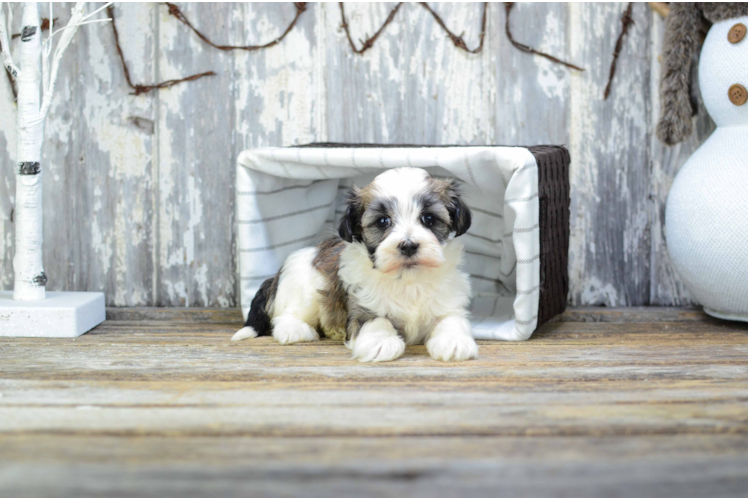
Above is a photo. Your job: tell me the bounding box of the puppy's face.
[339,168,471,274]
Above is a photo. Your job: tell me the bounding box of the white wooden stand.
[0,291,105,337]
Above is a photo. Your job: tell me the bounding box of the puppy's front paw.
[352,318,405,363]
[427,316,478,362]
[272,316,319,345]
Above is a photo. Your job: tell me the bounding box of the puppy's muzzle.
[398,240,420,258]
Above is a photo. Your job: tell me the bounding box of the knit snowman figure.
[658,4,748,320]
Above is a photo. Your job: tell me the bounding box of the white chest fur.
[338,240,471,344]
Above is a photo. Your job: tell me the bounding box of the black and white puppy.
[232,167,478,362]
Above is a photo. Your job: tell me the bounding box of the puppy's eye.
[376,216,391,229]
[421,213,436,227]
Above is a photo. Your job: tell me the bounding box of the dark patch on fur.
[449,194,472,237]
[341,189,398,264]
[338,189,364,243]
[428,177,472,237]
[313,237,349,340]
[346,300,377,342]
[361,196,397,261]
[658,3,748,145]
[243,270,281,336]
[386,316,411,341]
[416,190,452,243]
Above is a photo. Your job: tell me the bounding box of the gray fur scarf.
[658,3,748,145]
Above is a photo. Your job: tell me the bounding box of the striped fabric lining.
[467,233,504,244]
[239,234,318,253]
[516,285,540,295]
[515,315,538,326]
[237,145,541,341]
[505,192,539,203]
[237,179,325,196]
[471,207,503,219]
[237,202,333,224]
[240,274,275,281]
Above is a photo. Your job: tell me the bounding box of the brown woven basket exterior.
[527,145,570,326]
[295,143,570,328]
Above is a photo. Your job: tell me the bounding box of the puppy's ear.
[338,187,363,243]
[446,180,472,237]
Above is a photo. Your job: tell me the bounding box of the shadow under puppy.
[232,167,478,362]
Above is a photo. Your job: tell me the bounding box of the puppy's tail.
[232,276,277,341]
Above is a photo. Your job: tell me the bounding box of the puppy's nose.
[398,241,419,257]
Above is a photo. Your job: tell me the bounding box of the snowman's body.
[666,16,748,320]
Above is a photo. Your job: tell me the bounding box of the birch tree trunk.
[13,2,45,300]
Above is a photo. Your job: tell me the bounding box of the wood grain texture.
[324,2,492,145]
[1,436,747,496]
[0,3,719,307]
[59,3,157,306]
[1,308,748,496]
[156,3,236,308]
[568,2,652,307]
[493,2,571,145]
[648,11,715,306]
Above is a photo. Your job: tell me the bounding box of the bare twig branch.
[108,4,215,96]
[46,18,111,43]
[340,2,488,55]
[339,2,403,55]
[604,2,634,100]
[504,2,584,72]
[39,2,96,120]
[165,2,307,52]
[419,2,487,54]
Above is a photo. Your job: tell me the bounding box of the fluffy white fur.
[339,238,475,361]
[364,169,449,274]
[426,316,478,361]
[234,168,478,362]
[266,247,325,345]
[339,239,471,344]
[350,317,406,362]
[231,326,258,341]
[339,168,476,361]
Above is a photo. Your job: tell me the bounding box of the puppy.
[232,167,478,362]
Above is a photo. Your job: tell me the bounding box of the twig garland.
[504,3,584,71]
[165,2,308,52]
[108,5,215,96]
[339,2,403,55]
[604,2,634,100]
[3,3,592,98]
[419,2,487,54]
[340,2,488,55]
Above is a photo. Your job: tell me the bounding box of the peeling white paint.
[579,276,620,306]
[0,3,701,307]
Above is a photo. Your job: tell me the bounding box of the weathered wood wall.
[0,2,715,307]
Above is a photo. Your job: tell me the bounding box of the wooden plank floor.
[2,308,748,497]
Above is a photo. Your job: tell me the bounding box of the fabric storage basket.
[236,144,570,341]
